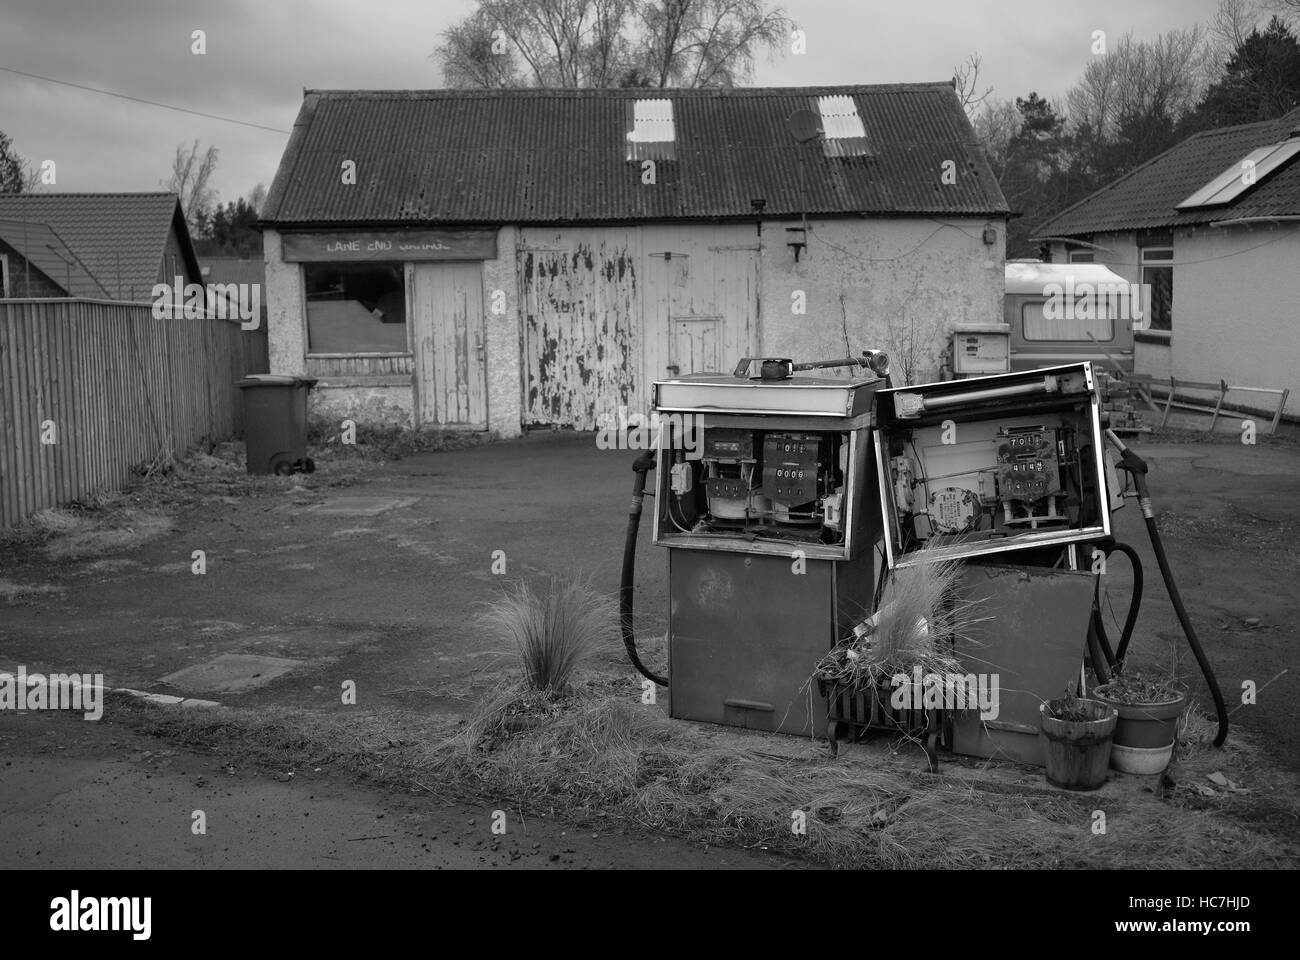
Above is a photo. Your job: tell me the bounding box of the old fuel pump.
[620,358,1228,759]
[626,352,890,737]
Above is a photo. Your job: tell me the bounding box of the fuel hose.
[621,450,668,687]
[1088,538,1144,679]
[1107,431,1228,747]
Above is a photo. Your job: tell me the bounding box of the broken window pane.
[304,262,407,354]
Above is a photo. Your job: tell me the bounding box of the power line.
[0,66,291,135]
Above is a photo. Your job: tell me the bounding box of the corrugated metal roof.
[0,192,197,300]
[261,84,1009,225]
[0,218,109,298]
[1039,107,1300,237]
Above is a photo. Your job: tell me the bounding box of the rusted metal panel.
[520,233,639,430]
[0,299,268,528]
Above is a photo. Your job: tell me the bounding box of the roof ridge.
[302,82,956,98]
[0,191,179,199]
[1039,134,1195,234]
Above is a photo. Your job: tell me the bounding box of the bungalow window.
[303,262,407,354]
[1140,247,1173,332]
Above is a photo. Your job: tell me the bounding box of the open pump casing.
[873,362,1120,764]
[649,369,885,736]
[873,362,1115,569]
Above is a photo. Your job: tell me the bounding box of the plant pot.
[1092,686,1186,775]
[1038,698,1118,791]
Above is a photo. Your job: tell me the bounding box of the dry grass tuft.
[814,558,986,690]
[476,576,618,697]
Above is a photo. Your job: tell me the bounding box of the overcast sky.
[0,0,1223,207]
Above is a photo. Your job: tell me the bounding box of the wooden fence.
[1,298,269,527]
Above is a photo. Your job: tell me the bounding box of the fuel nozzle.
[1106,429,1152,517]
[862,349,891,377]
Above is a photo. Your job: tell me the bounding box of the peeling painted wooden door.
[520,244,637,430]
[672,317,721,374]
[645,244,757,381]
[411,262,487,428]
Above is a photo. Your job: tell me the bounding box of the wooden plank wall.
[0,299,268,527]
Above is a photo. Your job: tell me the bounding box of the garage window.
[304,262,408,354]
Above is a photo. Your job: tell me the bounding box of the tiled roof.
[0,218,109,298]
[1038,108,1300,237]
[0,192,198,300]
[201,256,265,286]
[261,85,1010,225]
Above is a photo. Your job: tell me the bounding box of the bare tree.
[1213,0,1258,54]
[434,0,790,88]
[1066,27,1216,138]
[437,7,528,86]
[21,160,43,192]
[165,140,219,237]
[0,130,29,193]
[635,0,791,88]
[1264,0,1300,20]
[953,52,993,121]
[972,98,1021,182]
[246,183,267,216]
[435,0,635,87]
[1214,0,1300,53]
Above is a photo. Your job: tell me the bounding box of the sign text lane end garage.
[280,228,497,262]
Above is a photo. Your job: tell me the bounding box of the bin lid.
[236,374,317,388]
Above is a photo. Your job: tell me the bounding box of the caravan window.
[1021,300,1114,342]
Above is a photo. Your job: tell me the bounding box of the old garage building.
[260,85,1009,437]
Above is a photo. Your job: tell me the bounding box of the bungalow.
[0,218,107,298]
[259,84,1010,436]
[1035,107,1300,418]
[0,192,204,303]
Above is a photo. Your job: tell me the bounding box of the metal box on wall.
[950,323,1010,377]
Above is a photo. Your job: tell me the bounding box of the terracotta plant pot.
[1039,698,1119,791]
[1092,684,1186,775]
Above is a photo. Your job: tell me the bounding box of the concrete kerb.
[0,664,221,711]
[113,688,222,709]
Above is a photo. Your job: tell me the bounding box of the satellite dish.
[787,109,823,143]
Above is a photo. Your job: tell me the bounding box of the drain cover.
[309,497,419,517]
[159,654,303,693]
